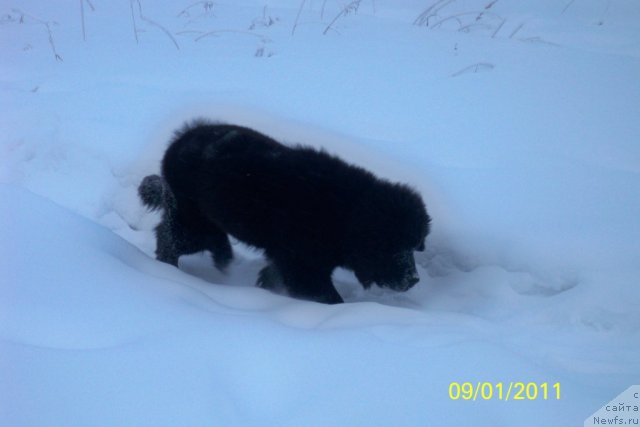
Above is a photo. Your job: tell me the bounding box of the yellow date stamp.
[449,382,561,401]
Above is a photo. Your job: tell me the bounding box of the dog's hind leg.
[154,219,181,266]
[256,262,283,290]
[154,210,209,267]
[206,227,233,271]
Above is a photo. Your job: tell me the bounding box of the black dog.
[139,121,430,304]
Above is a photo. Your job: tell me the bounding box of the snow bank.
[0,185,618,426]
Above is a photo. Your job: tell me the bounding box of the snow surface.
[1,0,639,425]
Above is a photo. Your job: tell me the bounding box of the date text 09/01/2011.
[449,382,561,401]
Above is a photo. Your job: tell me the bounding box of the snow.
[1,0,639,425]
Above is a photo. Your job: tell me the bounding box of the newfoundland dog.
[139,120,430,304]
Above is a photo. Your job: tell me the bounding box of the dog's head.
[346,182,430,292]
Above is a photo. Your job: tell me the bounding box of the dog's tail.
[138,174,166,211]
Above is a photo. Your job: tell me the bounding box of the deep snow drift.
[1,0,639,426]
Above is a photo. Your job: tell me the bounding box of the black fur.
[138,174,166,210]
[138,174,233,270]
[139,120,431,304]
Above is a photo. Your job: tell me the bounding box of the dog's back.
[161,122,282,202]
